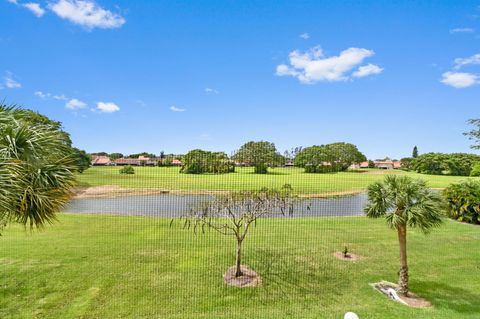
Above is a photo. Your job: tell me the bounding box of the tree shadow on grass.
[251,248,342,301]
[415,280,480,315]
[243,171,290,176]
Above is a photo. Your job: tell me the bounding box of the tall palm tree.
[0,105,76,233]
[364,175,443,296]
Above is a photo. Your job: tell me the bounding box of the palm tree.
[364,175,443,296]
[0,105,76,232]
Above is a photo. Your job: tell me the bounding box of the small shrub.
[343,246,350,258]
[470,162,480,177]
[120,165,135,174]
[443,180,480,224]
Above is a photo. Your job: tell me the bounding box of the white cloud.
[22,3,45,17]
[441,72,479,88]
[96,101,120,113]
[454,53,480,69]
[299,33,310,39]
[4,72,21,89]
[34,91,51,99]
[352,63,384,78]
[7,0,45,17]
[49,0,125,29]
[204,87,219,94]
[66,98,87,109]
[170,106,185,112]
[450,28,474,34]
[53,94,68,100]
[276,46,381,83]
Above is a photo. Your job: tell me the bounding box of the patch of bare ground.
[299,190,365,198]
[72,186,232,199]
[371,281,432,308]
[334,252,364,262]
[223,265,262,288]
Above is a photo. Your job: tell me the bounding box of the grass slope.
[1,214,479,318]
[76,167,476,195]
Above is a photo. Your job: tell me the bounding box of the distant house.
[359,161,370,168]
[285,160,295,167]
[91,155,112,166]
[171,159,182,166]
[115,158,141,166]
[374,160,401,170]
[349,163,361,169]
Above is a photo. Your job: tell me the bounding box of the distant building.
[374,160,401,170]
[115,158,140,166]
[360,161,370,168]
[171,159,182,166]
[91,155,112,166]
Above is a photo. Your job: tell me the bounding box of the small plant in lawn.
[120,165,135,174]
[343,245,350,258]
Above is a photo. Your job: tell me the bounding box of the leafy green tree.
[295,142,366,173]
[128,152,155,158]
[180,150,234,174]
[443,180,480,224]
[400,157,413,170]
[411,153,480,176]
[412,146,418,158]
[233,141,282,174]
[364,175,443,296]
[464,119,480,149]
[368,160,375,168]
[470,162,480,177]
[72,148,91,173]
[0,104,76,234]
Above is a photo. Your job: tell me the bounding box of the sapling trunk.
[235,238,243,277]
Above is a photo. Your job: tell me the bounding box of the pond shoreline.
[72,185,367,200]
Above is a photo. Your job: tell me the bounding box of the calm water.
[65,193,368,217]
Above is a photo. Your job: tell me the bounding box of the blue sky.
[1,0,479,159]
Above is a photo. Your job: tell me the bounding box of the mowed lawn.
[76,166,477,195]
[1,214,479,319]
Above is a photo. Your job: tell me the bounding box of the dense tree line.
[294,142,366,173]
[180,149,235,174]
[407,153,480,176]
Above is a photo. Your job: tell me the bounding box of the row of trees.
[401,153,480,176]
[179,141,366,175]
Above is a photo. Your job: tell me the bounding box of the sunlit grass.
[76,166,478,195]
[1,214,479,318]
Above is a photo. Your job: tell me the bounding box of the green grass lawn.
[76,166,477,195]
[1,214,479,318]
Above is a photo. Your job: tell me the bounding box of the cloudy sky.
[1,0,479,159]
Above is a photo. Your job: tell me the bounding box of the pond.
[65,193,368,217]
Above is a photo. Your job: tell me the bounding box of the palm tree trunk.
[235,238,243,277]
[397,224,409,296]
